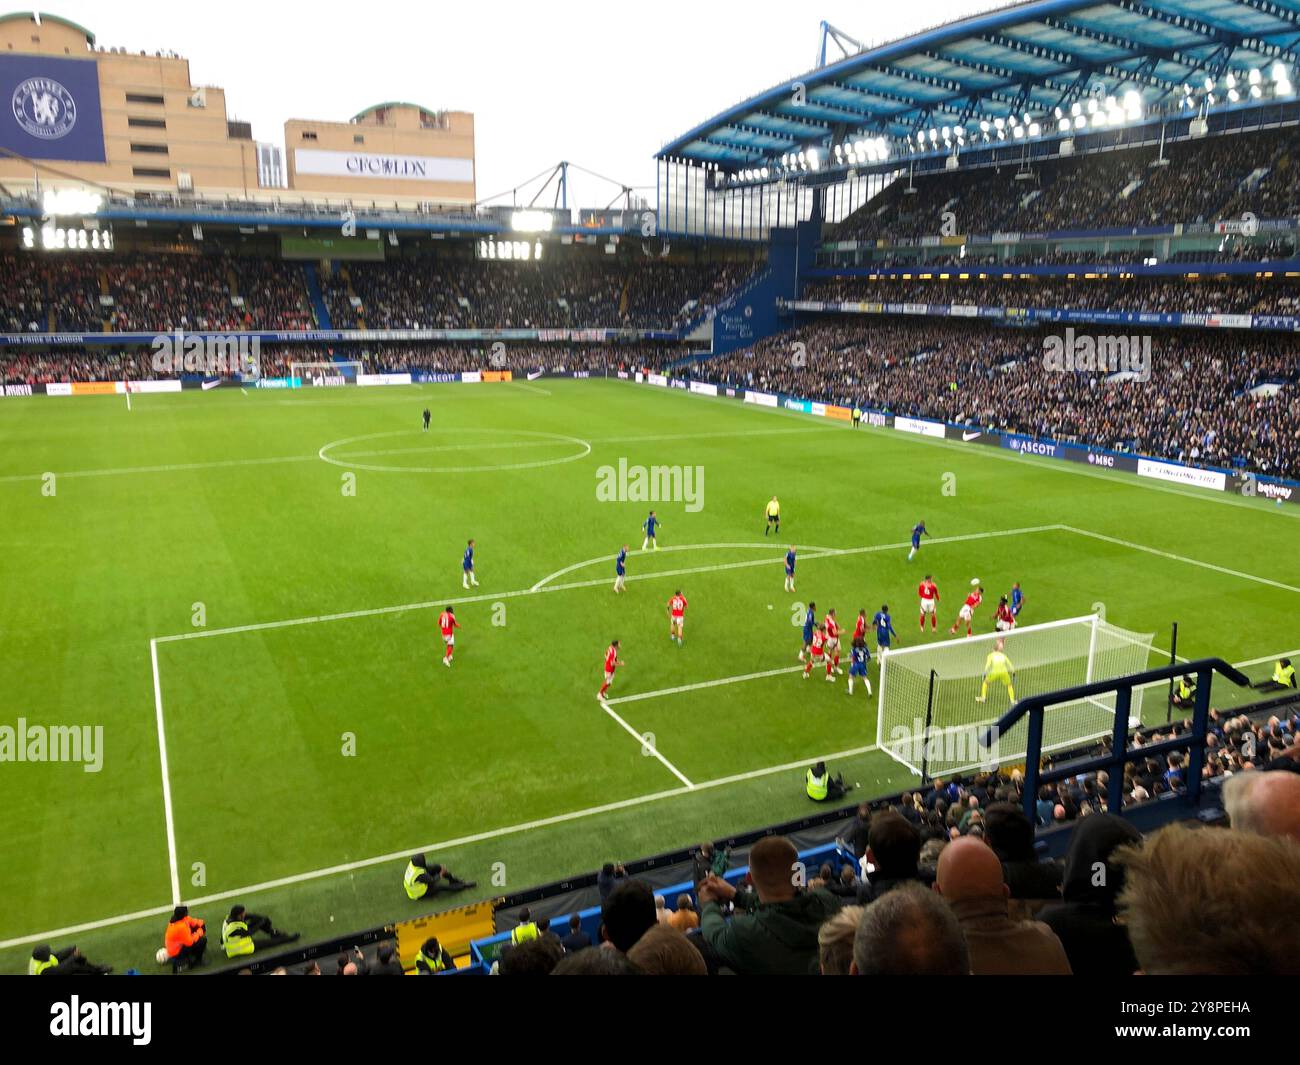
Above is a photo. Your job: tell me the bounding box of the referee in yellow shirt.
[976,638,1016,703]
[765,496,781,536]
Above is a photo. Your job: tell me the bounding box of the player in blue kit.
[847,637,872,696]
[641,511,661,551]
[1010,581,1024,618]
[784,545,796,592]
[462,538,478,589]
[798,600,816,662]
[873,604,898,654]
[613,544,628,594]
[907,520,929,562]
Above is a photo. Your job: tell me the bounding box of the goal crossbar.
[875,613,1154,778]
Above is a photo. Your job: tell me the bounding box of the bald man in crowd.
[933,836,1071,975]
[1223,771,1300,842]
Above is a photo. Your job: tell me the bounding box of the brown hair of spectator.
[748,836,800,902]
[1115,823,1300,975]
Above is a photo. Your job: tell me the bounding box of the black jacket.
[1038,814,1141,976]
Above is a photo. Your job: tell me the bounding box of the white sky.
[49,0,994,206]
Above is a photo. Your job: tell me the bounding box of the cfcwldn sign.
[294,148,474,183]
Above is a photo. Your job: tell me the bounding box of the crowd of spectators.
[323,258,757,331]
[483,708,1300,974]
[0,253,316,333]
[691,317,1300,478]
[0,342,687,385]
[834,125,1300,243]
[805,275,1300,317]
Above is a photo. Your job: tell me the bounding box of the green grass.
[1,376,1296,972]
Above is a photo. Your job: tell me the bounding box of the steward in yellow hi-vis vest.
[220,905,299,958]
[416,937,454,974]
[404,853,476,901]
[511,907,539,945]
[806,760,851,803]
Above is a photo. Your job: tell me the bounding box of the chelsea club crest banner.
[1,55,105,162]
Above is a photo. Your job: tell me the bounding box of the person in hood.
[1037,813,1141,975]
[698,836,841,975]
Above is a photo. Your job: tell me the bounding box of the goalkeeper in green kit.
[976,638,1016,703]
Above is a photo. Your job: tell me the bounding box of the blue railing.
[985,658,1251,824]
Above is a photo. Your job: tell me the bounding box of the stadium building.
[1,2,1299,999]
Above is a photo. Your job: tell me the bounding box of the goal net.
[290,360,362,387]
[875,614,1155,778]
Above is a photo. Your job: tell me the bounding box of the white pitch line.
[608,665,806,705]
[0,740,889,950]
[529,542,847,592]
[0,423,838,485]
[154,526,1059,643]
[149,639,181,906]
[1062,525,1300,595]
[598,700,694,787]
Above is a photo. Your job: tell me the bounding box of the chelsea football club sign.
[0,55,104,162]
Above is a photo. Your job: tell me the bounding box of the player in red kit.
[918,575,939,632]
[667,590,688,646]
[995,595,1016,632]
[438,606,460,667]
[803,625,831,680]
[598,639,624,701]
[949,585,983,637]
[853,609,868,643]
[823,609,843,676]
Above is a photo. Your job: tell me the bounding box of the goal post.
[875,614,1155,778]
[290,360,363,387]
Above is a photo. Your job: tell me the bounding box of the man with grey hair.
[1223,770,1300,842]
[849,883,970,975]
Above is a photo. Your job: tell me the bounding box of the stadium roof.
[658,0,1300,168]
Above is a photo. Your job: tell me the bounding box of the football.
[971,577,981,586]
[156,947,169,966]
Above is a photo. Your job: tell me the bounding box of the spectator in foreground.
[983,802,1063,913]
[850,883,969,975]
[560,914,591,953]
[1223,770,1300,841]
[1116,823,1300,975]
[668,894,699,932]
[856,810,922,902]
[551,948,641,975]
[600,880,657,953]
[498,936,564,975]
[626,924,707,975]
[698,835,842,975]
[817,905,865,975]
[933,837,1072,975]
[1038,813,1141,976]
[369,942,404,975]
[597,862,627,901]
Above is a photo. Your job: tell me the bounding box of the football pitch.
[1,376,1297,968]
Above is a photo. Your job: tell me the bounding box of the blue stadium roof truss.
[657,0,1300,168]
